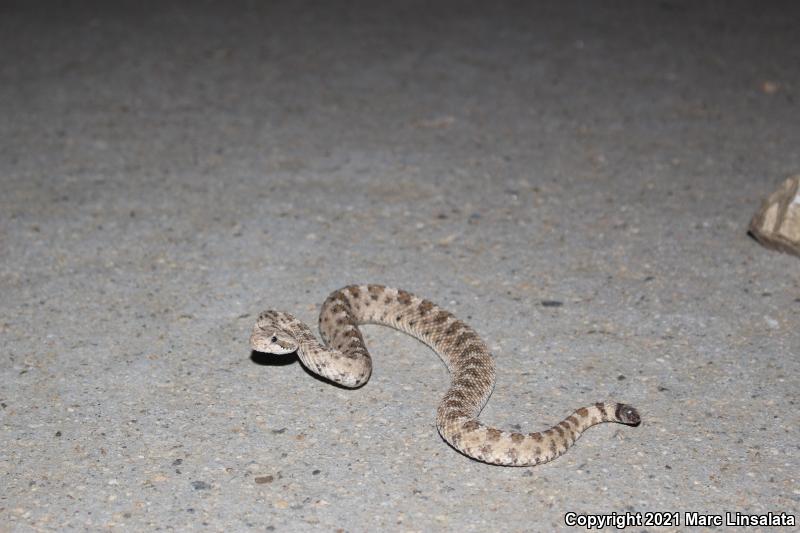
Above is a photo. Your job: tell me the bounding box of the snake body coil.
[251,284,640,466]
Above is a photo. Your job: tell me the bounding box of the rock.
[748,175,800,257]
[190,480,211,490]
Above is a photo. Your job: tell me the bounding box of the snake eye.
[270,336,278,343]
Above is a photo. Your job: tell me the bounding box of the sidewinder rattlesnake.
[250,284,640,466]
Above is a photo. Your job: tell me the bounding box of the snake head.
[250,311,300,354]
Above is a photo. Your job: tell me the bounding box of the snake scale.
[250,284,640,466]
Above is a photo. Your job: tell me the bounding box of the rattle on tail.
[251,284,640,466]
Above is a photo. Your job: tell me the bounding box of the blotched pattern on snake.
[250,284,640,466]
